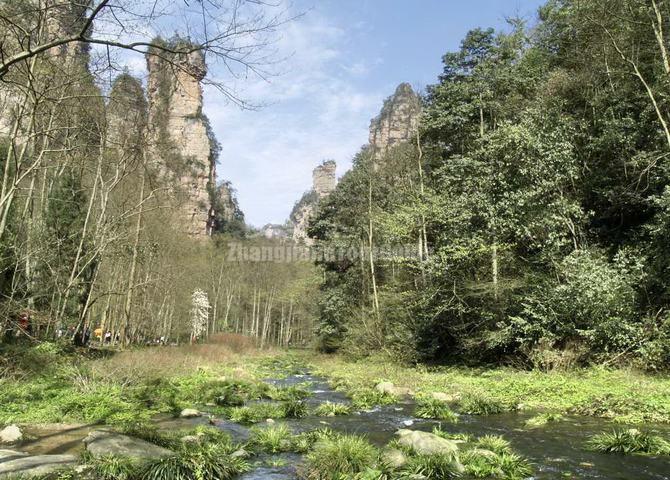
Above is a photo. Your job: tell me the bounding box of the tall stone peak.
[291,160,337,244]
[369,82,422,159]
[313,160,337,197]
[145,42,215,238]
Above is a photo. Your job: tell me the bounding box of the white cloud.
[202,9,385,227]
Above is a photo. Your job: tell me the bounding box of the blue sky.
[201,0,547,227]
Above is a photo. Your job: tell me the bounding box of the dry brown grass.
[88,334,274,384]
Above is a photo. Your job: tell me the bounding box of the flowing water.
[18,368,670,479]
[235,370,670,480]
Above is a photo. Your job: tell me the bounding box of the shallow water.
[233,371,670,480]
[17,370,670,479]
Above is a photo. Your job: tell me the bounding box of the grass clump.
[283,398,308,418]
[350,388,396,410]
[403,453,463,479]
[293,427,337,453]
[87,454,139,480]
[432,427,473,443]
[249,424,294,453]
[142,442,249,480]
[267,385,312,401]
[458,394,516,415]
[475,435,512,455]
[313,401,351,416]
[227,402,285,424]
[461,449,532,479]
[415,397,459,422]
[303,433,379,479]
[524,412,564,428]
[586,428,670,455]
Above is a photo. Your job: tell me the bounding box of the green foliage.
[282,398,308,418]
[227,403,285,424]
[249,423,294,453]
[303,433,379,480]
[402,453,462,479]
[524,412,563,428]
[414,397,459,422]
[458,395,516,415]
[141,442,249,480]
[475,435,512,455]
[313,401,351,416]
[88,455,139,480]
[350,388,397,410]
[586,429,670,456]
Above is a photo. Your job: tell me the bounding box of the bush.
[586,429,670,455]
[415,397,459,422]
[303,434,379,480]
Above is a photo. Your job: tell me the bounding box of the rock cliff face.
[146,47,216,238]
[369,83,422,159]
[291,160,336,244]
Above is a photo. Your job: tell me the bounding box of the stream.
[234,369,670,480]
[18,368,670,479]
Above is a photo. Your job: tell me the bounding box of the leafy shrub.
[415,397,459,422]
[303,433,379,479]
[314,401,351,416]
[586,429,670,455]
[506,249,644,366]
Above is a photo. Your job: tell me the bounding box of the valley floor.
[2,341,670,479]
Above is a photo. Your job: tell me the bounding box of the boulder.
[375,382,412,396]
[430,392,460,403]
[396,429,460,457]
[0,425,22,444]
[0,449,77,478]
[231,448,251,459]
[83,431,172,460]
[382,448,407,468]
[180,408,201,418]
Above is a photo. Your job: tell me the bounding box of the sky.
[187,0,547,227]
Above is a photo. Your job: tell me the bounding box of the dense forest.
[310,0,670,371]
[1,0,670,374]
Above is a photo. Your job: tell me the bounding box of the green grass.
[307,353,670,423]
[402,453,462,479]
[249,424,294,453]
[313,401,352,416]
[303,433,379,480]
[415,397,459,422]
[475,435,512,455]
[458,394,516,415]
[227,403,286,424]
[282,398,308,418]
[586,429,670,455]
[142,443,249,480]
[349,388,397,410]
